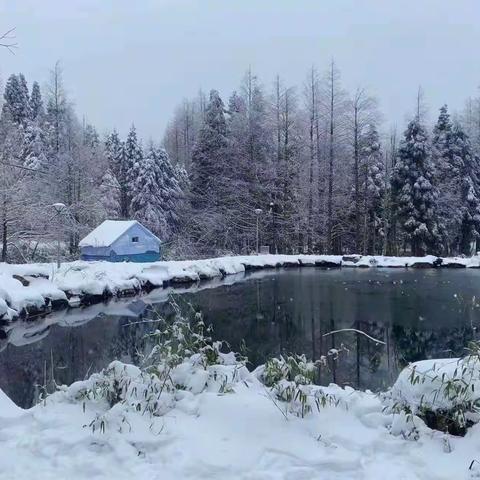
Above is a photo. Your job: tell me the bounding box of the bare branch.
[323,328,386,345]
[0,27,18,54]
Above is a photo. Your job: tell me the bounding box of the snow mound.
[390,357,480,413]
[3,354,480,479]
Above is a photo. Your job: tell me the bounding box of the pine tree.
[2,74,31,125]
[17,74,30,120]
[29,81,44,121]
[449,124,480,255]
[190,90,228,209]
[131,150,165,235]
[432,105,480,255]
[155,145,183,232]
[22,122,47,170]
[432,105,459,253]
[122,124,143,218]
[131,144,184,238]
[391,117,441,256]
[105,130,124,179]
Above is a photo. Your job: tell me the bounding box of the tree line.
[164,65,480,257]
[1,61,480,262]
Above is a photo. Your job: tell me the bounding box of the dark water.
[2,267,480,408]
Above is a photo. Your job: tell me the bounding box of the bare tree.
[348,87,378,252]
[303,66,320,251]
[319,60,349,253]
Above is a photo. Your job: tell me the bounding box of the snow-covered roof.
[79,220,159,248]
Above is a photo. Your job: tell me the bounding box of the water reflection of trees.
[3,269,479,407]
[391,324,474,365]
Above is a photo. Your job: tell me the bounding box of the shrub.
[258,354,338,418]
[384,341,480,436]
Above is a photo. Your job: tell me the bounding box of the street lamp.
[269,202,277,254]
[254,208,263,254]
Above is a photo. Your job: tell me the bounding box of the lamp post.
[254,208,263,254]
[269,202,277,254]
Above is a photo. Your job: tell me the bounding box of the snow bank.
[384,355,480,437]
[2,355,480,479]
[0,388,23,419]
[0,253,479,321]
[390,357,480,413]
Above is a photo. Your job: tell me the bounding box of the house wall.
[80,223,161,262]
[80,251,161,262]
[110,223,160,256]
[80,246,110,257]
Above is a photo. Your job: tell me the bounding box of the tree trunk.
[1,219,7,262]
[307,70,316,252]
[354,105,360,253]
[327,64,334,253]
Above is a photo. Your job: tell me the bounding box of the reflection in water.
[1,267,480,408]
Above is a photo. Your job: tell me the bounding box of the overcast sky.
[1,0,479,140]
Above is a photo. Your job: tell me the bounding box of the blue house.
[79,220,161,262]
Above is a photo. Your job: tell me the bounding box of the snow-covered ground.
[2,355,480,480]
[1,254,480,321]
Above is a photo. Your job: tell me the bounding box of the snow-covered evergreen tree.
[17,74,31,122]
[190,89,228,209]
[29,81,44,121]
[459,143,480,255]
[432,105,480,255]
[105,130,124,179]
[22,121,47,170]
[155,145,184,231]
[432,105,459,253]
[122,125,143,218]
[175,162,189,193]
[2,73,31,125]
[130,144,183,238]
[104,131,124,218]
[131,152,166,235]
[391,117,441,256]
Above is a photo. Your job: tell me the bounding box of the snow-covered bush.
[261,354,319,387]
[143,309,223,370]
[142,307,248,393]
[385,342,480,435]
[257,354,337,418]
[68,361,176,417]
[53,307,249,432]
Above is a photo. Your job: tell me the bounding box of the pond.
[1,267,480,408]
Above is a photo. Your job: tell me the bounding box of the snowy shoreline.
[1,253,479,321]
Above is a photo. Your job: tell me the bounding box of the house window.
[131,236,139,243]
